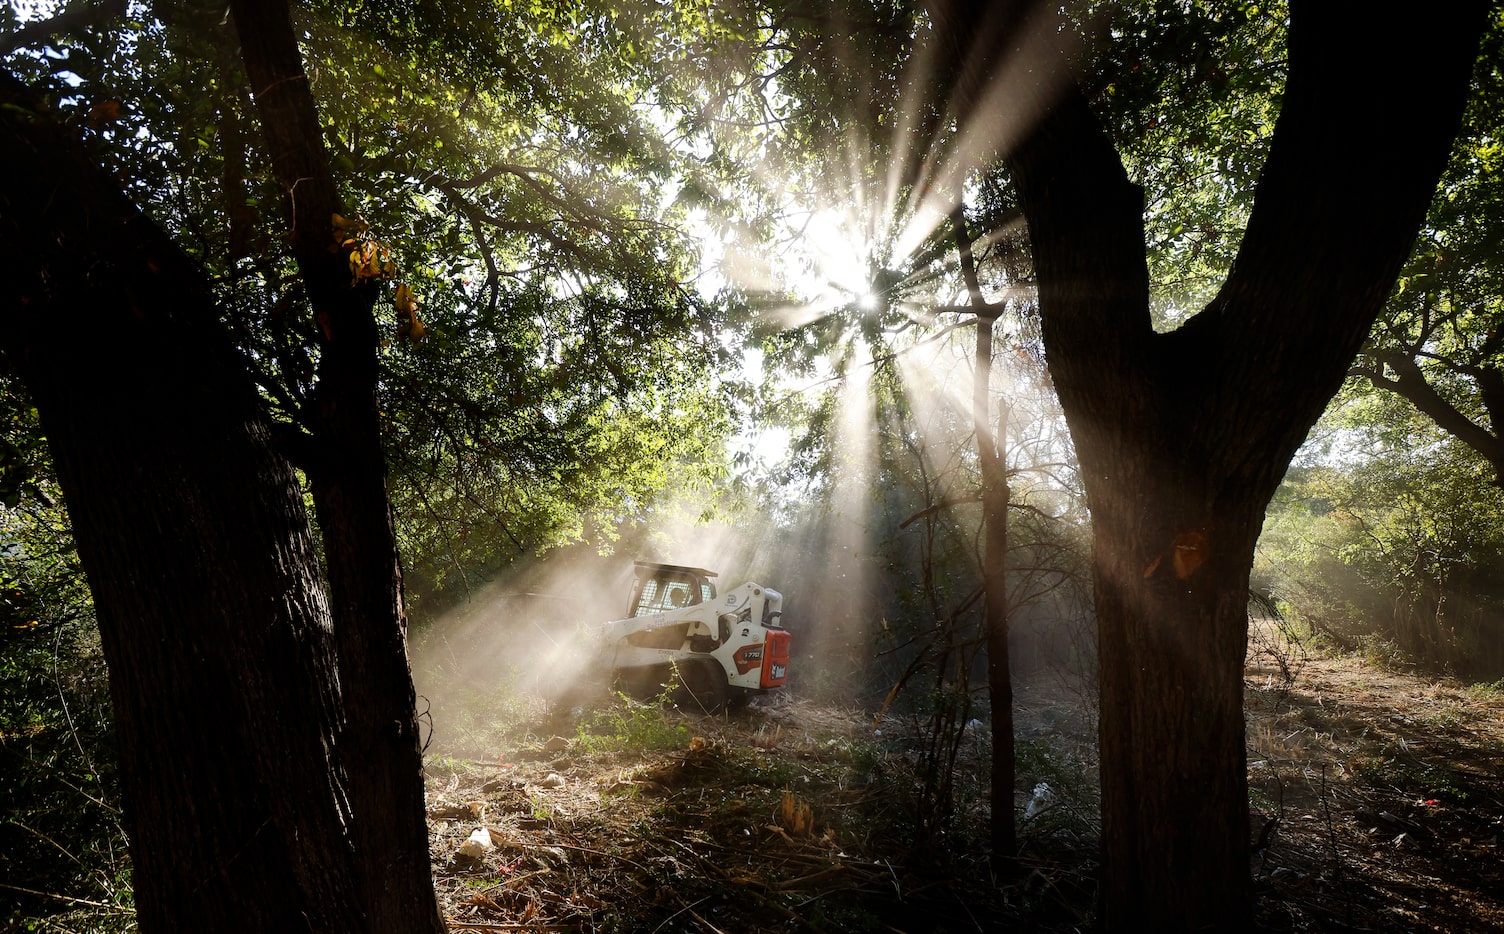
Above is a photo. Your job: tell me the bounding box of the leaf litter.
[426,640,1503,933]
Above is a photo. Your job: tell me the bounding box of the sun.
[801,208,876,307]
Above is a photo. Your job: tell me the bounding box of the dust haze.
[408,519,795,754]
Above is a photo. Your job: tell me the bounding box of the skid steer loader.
[590,560,791,713]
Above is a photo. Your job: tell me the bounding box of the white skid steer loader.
[591,561,791,713]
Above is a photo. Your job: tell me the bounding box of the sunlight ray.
[893,332,976,442]
[881,17,945,233]
[761,299,842,331]
[893,11,1082,262]
[828,338,878,643]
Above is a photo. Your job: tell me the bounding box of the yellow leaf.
[394,282,427,342]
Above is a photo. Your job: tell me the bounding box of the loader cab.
[627,561,718,618]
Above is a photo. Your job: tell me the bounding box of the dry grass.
[423,636,1503,933]
[424,691,1090,933]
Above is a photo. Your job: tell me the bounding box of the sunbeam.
[408,1,1074,735]
[895,9,1083,263]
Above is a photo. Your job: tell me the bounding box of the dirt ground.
[424,633,1503,933]
[1243,631,1504,933]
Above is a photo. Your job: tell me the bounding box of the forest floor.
[423,632,1504,933]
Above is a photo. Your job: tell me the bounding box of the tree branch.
[0,0,126,56]
[1357,352,1504,482]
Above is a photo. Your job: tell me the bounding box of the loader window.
[632,574,698,616]
[632,579,660,617]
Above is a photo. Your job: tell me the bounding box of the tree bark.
[0,74,365,932]
[984,1,1486,929]
[951,206,1015,859]
[228,2,444,929]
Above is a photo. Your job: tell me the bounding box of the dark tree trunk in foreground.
[230,3,444,929]
[1,0,447,922]
[951,206,1015,859]
[0,75,368,932]
[986,3,1488,929]
[922,0,1489,928]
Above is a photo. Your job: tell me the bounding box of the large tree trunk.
[228,3,445,928]
[0,74,368,932]
[990,2,1488,929]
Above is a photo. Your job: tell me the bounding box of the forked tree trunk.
[0,74,368,932]
[971,1,1485,928]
